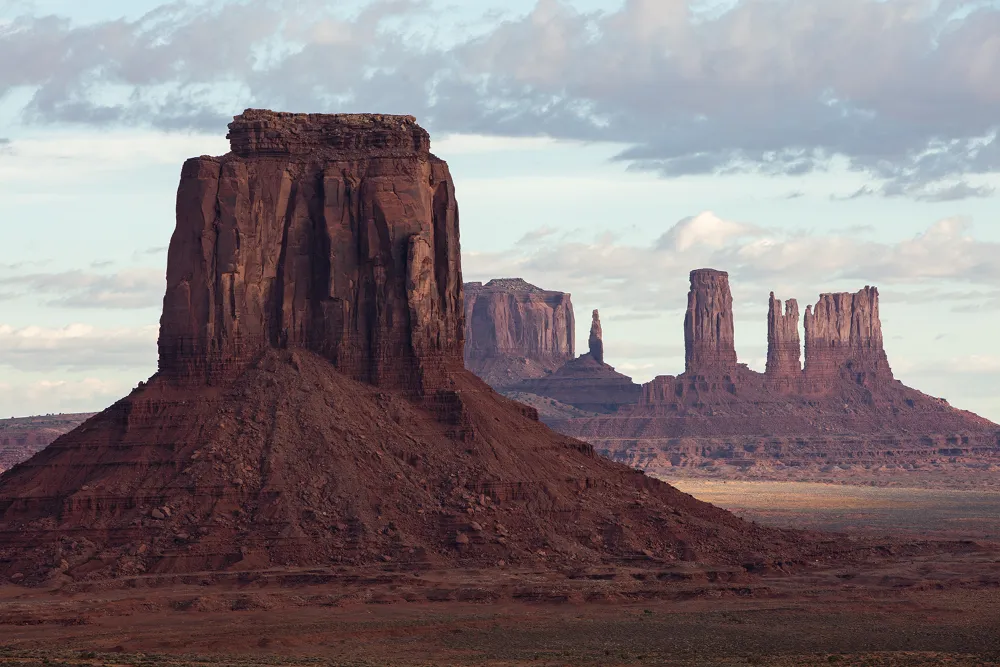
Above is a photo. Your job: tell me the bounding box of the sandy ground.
[664,478,1000,539]
[2,480,1000,665]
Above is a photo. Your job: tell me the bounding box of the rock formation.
[766,293,801,382]
[685,269,738,373]
[463,279,575,388]
[588,310,604,364]
[804,287,890,384]
[0,414,93,473]
[0,113,797,582]
[160,110,462,393]
[540,270,997,478]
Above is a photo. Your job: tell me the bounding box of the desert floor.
[2,480,1000,666]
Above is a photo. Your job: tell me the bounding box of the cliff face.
[803,287,890,383]
[766,293,802,382]
[684,269,738,374]
[160,110,464,393]
[463,279,575,388]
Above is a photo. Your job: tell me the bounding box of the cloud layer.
[0,269,164,309]
[464,213,1000,315]
[0,323,157,371]
[2,0,998,198]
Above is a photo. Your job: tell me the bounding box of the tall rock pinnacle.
[684,269,738,373]
[589,309,604,364]
[159,110,463,392]
[766,292,801,379]
[803,286,890,382]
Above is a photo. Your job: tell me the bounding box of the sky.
[0,0,999,419]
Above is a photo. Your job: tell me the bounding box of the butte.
[0,111,803,582]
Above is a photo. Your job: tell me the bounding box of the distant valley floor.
[665,478,1000,540]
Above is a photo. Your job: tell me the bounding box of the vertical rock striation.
[588,309,604,364]
[684,269,738,374]
[159,110,464,393]
[766,293,801,381]
[803,286,891,383]
[463,279,575,388]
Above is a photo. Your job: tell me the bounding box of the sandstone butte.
[468,269,999,475]
[463,278,575,388]
[0,112,809,583]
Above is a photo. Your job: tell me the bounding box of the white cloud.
[464,213,1000,316]
[0,323,158,371]
[656,211,761,252]
[0,377,131,418]
[0,268,165,309]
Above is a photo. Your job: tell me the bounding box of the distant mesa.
[0,414,94,473]
[463,268,998,477]
[463,278,575,388]
[0,111,792,582]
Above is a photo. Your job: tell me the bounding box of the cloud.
[1,0,999,198]
[655,211,762,252]
[0,268,164,309]
[463,212,1000,317]
[0,323,158,372]
[0,377,132,419]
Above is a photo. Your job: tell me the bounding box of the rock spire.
[766,293,801,380]
[588,309,604,364]
[803,286,890,382]
[684,269,738,373]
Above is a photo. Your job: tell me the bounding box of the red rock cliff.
[159,110,463,393]
[803,286,891,383]
[766,292,801,381]
[684,269,738,373]
[463,279,575,388]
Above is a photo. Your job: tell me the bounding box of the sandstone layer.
[0,113,798,583]
[463,279,575,389]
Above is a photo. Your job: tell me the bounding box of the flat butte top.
[226,108,432,159]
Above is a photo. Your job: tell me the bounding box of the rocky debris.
[685,269,738,373]
[0,112,801,582]
[0,414,94,473]
[463,279,575,389]
[804,287,890,384]
[160,109,463,393]
[588,310,604,365]
[766,293,801,382]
